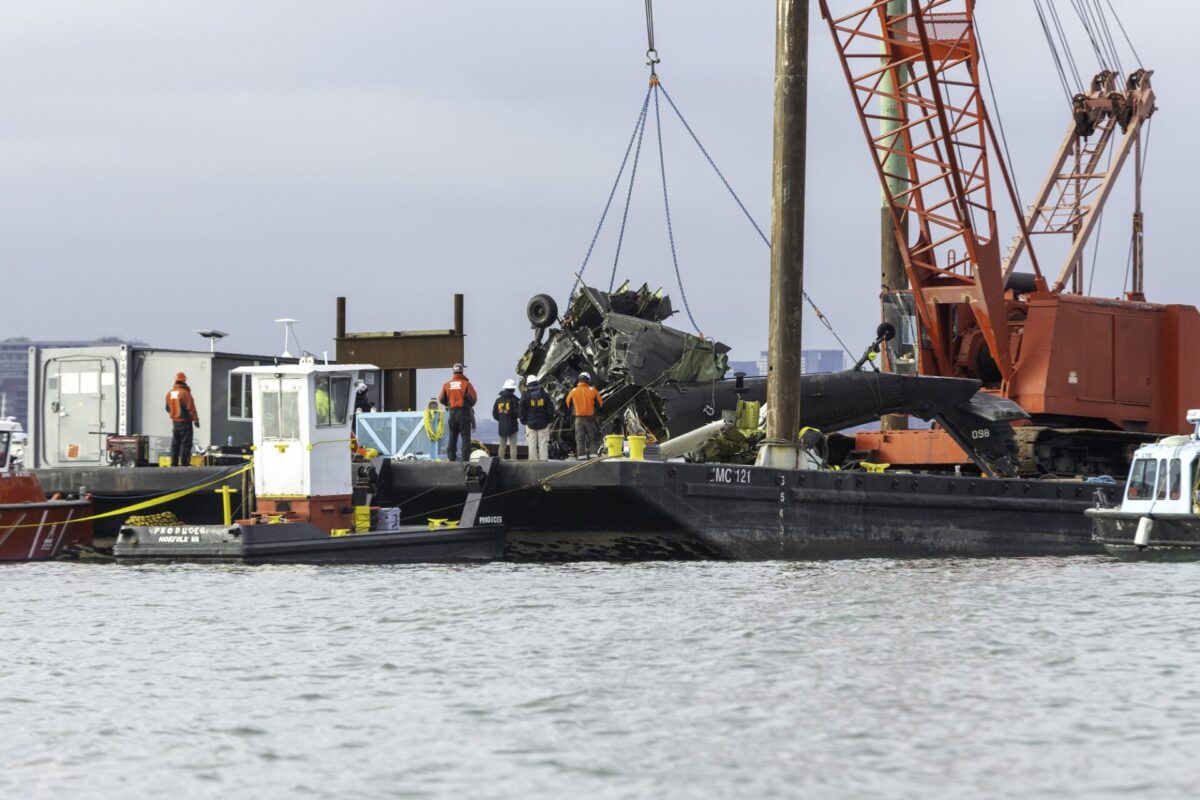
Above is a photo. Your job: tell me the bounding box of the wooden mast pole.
[760,0,808,468]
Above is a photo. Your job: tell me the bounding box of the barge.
[379,458,1117,561]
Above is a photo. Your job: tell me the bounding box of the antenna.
[194,329,229,354]
[274,318,300,358]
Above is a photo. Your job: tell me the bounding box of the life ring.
[424,401,446,441]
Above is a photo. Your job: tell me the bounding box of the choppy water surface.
[3,558,1200,799]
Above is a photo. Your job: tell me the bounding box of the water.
[3,558,1200,799]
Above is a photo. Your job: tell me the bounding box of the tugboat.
[115,359,504,564]
[1087,410,1200,561]
[0,417,92,561]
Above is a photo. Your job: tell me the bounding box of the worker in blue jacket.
[492,379,521,459]
[518,375,555,461]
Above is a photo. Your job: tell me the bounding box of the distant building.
[0,337,145,429]
[727,360,760,377]
[757,349,845,376]
[802,349,845,374]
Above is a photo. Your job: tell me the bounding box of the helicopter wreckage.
[515,283,1028,476]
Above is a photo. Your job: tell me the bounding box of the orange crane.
[819,0,1200,475]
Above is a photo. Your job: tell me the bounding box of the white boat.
[114,359,504,564]
[1087,410,1200,561]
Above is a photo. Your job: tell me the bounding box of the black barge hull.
[379,460,1117,561]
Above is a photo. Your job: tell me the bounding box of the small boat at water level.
[1088,410,1200,561]
[114,361,503,564]
[0,418,92,561]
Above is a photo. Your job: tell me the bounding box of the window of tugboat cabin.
[314,375,351,428]
[228,372,253,422]
[1169,458,1183,501]
[1157,459,1170,500]
[260,378,301,440]
[1193,457,1200,509]
[0,431,9,469]
[1127,458,1157,500]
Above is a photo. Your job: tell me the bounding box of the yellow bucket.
[605,434,624,458]
[354,505,371,533]
[158,455,171,468]
[628,434,646,461]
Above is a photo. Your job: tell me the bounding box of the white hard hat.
[526,375,539,385]
[503,378,517,390]
[579,372,592,382]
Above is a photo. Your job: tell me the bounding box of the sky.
[2,1,1195,403]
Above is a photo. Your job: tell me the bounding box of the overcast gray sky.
[2,1,1194,401]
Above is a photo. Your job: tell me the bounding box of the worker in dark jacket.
[353,380,373,415]
[165,372,200,466]
[565,371,603,459]
[438,363,478,462]
[492,379,520,459]
[519,375,555,461]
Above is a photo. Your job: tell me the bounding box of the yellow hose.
[424,401,446,441]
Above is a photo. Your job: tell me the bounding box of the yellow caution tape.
[2,464,253,529]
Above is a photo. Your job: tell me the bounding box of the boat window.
[1193,457,1200,509]
[261,381,300,440]
[228,373,253,421]
[330,376,350,425]
[314,375,351,427]
[1127,458,1156,500]
[1170,458,1182,501]
[0,432,9,468]
[1156,459,1169,499]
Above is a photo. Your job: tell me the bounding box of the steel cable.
[1047,1,1084,92]
[1033,0,1075,106]
[657,83,856,362]
[608,96,651,291]
[1104,0,1143,69]
[651,85,701,334]
[571,87,652,298]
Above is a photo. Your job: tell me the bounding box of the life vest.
[165,383,198,423]
[440,376,477,409]
[566,383,603,417]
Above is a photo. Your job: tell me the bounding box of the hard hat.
[526,375,539,385]
[578,372,591,383]
[356,380,368,392]
[503,378,517,390]
[452,363,465,373]
[175,372,187,382]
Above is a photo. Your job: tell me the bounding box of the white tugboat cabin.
[1088,410,1200,560]
[242,358,375,530]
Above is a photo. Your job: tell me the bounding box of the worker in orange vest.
[165,371,200,466]
[438,363,478,462]
[565,371,603,459]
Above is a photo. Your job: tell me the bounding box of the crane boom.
[819,0,1041,383]
[1003,69,1156,294]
